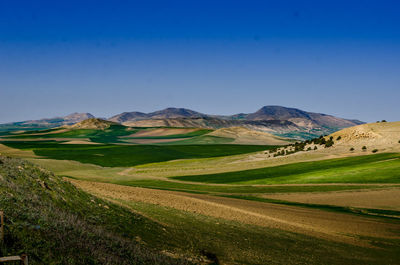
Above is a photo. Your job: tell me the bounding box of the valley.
[0,116,399,264]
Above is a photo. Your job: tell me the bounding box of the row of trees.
[268,134,341,157]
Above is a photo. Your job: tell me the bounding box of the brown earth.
[207,127,292,145]
[68,179,400,247]
[262,188,400,211]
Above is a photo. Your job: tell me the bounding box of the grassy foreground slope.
[174,153,400,184]
[2,141,273,167]
[0,156,190,265]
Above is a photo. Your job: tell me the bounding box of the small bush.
[336,136,342,141]
[314,146,318,150]
[362,146,367,151]
[325,140,334,148]
[350,147,354,151]
[372,149,378,153]
[381,120,387,122]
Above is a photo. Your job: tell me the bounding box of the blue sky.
[1,0,399,123]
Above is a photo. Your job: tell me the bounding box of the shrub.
[350,147,354,151]
[362,146,367,151]
[381,120,387,122]
[372,149,378,153]
[325,140,334,148]
[314,146,318,150]
[336,136,342,140]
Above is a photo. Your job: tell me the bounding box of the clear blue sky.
[1,0,399,123]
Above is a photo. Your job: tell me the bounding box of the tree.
[325,139,334,148]
[381,120,387,122]
[336,136,342,141]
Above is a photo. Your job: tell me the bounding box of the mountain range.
[0,106,364,139]
[109,106,363,139]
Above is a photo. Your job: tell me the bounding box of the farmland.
[0,121,400,264]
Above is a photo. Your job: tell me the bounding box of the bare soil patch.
[263,188,400,211]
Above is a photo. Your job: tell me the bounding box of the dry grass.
[207,126,292,145]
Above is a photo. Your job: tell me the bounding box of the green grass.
[80,178,392,194]
[173,153,400,184]
[161,135,235,145]
[2,141,273,167]
[5,125,135,143]
[0,156,189,265]
[126,129,212,139]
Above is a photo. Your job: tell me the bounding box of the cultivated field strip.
[69,179,400,247]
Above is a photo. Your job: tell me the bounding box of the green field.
[2,124,400,265]
[127,129,212,139]
[161,135,235,145]
[2,141,273,167]
[4,125,135,143]
[3,156,399,265]
[173,153,400,184]
[104,179,393,194]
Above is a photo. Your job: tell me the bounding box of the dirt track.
[68,179,400,247]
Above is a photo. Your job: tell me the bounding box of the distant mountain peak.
[64,112,95,122]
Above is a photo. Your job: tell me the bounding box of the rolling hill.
[67,118,119,130]
[207,127,293,145]
[1,106,364,139]
[0,155,191,264]
[0,112,95,132]
[108,106,363,139]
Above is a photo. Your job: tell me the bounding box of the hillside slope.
[328,121,400,152]
[207,127,293,145]
[0,113,95,132]
[0,156,191,265]
[68,118,119,130]
[112,106,363,139]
